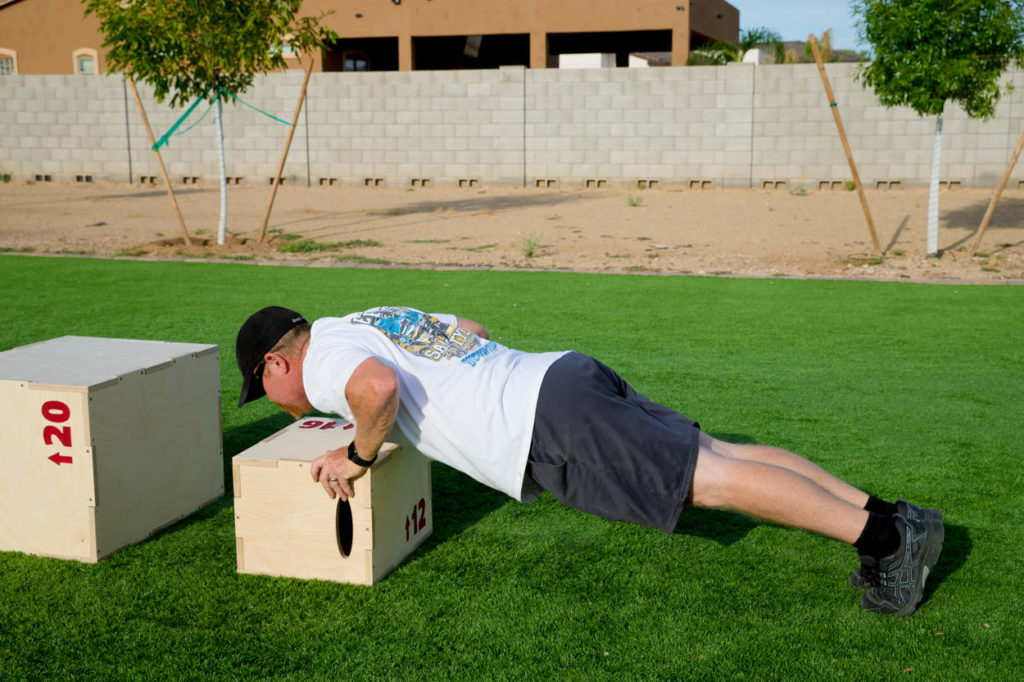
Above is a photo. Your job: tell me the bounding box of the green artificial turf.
[0,256,1021,680]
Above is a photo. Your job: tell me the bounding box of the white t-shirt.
[302,307,567,501]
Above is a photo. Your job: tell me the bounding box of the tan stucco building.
[0,0,739,75]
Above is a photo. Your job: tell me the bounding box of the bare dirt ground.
[1,180,1022,283]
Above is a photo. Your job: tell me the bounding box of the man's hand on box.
[311,448,368,501]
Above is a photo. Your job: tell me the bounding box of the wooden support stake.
[128,78,191,246]
[808,35,882,256]
[258,58,315,244]
[970,125,1024,257]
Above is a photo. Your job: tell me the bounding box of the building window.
[342,50,370,71]
[73,48,99,75]
[270,43,296,57]
[0,48,16,75]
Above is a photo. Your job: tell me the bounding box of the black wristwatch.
[348,441,378,467]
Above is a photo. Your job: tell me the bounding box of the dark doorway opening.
[412,34,529,70]
[547,30,672,67]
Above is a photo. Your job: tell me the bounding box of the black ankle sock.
[863,495,899,517]
[854,512,901,558]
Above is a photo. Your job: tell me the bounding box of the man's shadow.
[222,412,296,484]
[926,522,970,599]
[670,432,760,545]
[223,421,971,591]
[668,432,972,592]
[224,414,508,551]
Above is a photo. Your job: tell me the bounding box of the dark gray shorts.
[527,352,701,534]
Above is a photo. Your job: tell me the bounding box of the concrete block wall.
[752,64,1024,189]
[305,67,525,186]
[525,65,758,187]
[126,76,310,187]
[0,75,132,181]
[1,64,1022,189]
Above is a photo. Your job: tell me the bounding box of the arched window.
[72,48,99,75]
[0,48,17,75]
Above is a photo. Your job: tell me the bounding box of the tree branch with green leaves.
[84,0,337,106]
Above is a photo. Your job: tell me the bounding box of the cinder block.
[233,417,432,585]
[0,337,223,563]
[610,95,637,110]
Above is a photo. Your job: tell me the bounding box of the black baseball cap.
[236,306,308,407]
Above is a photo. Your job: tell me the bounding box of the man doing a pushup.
[236,305,944,617]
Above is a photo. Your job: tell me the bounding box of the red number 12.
[405,498,427,541]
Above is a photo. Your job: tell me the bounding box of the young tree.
[852,0,1024,255]
[84,0,337,245]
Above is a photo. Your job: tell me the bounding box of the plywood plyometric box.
[0,336,224,562]
[233,417,432,585]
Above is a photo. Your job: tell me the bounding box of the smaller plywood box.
[233,417,432,585]
[0,336,224,562]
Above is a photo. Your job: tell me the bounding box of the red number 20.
[41,400,73,466]
[43,426,72,447]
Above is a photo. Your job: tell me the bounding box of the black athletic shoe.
[849,500,943,589]
[859,513,944,616]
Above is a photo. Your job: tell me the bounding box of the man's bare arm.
[456,317,489,340]
[310,356,399,500]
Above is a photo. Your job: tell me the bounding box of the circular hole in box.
[336,499,353,557]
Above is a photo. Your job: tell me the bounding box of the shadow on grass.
[669,432,764,545]
[672,508,758,546]
[94,415,297,568]
[215,423,971,580]
[425,463,508,545]
[926,522,970,601]
[223,414,507,555]
[222,412,296,483]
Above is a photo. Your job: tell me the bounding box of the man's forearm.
[350,383,398,461]
[345,357,400,462]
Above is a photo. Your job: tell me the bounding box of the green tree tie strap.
[173,99,215,138]
[151,87,294,151]
[218,87,295,127]
[152,87,211,151]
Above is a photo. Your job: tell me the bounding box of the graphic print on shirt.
[352,307,486,362]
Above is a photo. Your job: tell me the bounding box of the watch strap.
[347,441,378,467]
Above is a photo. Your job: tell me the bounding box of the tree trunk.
[927,108,944,256]
[215,95,228,245]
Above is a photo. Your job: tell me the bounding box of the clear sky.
[725,1,865,50]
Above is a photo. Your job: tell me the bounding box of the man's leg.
[687,432,944,616]
[688,433,869,543]
[702,434,870,511]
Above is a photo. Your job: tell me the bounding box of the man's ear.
[263,351,291,376]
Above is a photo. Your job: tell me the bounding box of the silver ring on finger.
[328,477,339,482]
